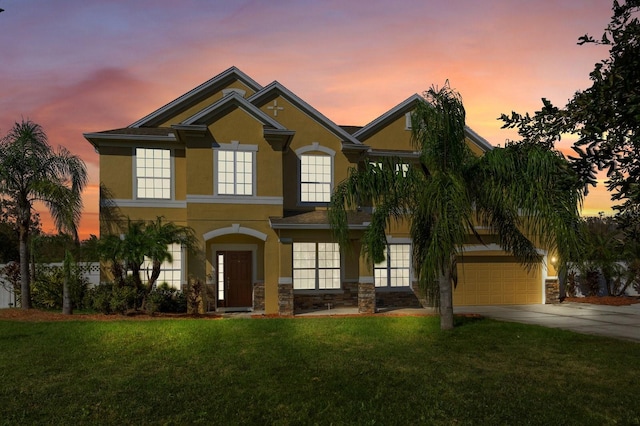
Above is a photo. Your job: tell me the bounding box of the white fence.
[0,262,100,309]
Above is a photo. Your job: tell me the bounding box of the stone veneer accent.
[358,282,376,314]
[294,282,358,312]
[278,282,294,316]
[253,282,265,311]
[376,289,424,308]
[545,278,560,304]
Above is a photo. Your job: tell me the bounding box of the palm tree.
[98,217,196,310]
[143,217,196,292]
[0,120,87,309]
[329,85,584,330]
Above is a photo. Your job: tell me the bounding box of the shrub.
[86,283,114,314]
[146,283,187,314]
[86,281,186,315]
[31,265,89,310]
[85,280,140,314]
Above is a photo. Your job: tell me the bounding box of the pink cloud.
[0,0,620,238]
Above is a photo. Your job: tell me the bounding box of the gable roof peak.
[130,66,263,128]
[353,93,494,152]
[352,94,422,141]
[249,80,361,145]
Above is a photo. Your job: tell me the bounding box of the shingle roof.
[269,210,371,229]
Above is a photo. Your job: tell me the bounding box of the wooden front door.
[217,251,253,308]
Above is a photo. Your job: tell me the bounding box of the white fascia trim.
[130,66,263,128]
[83,133,177,142]
[269,222,369,230]
[464,126,494,151]
[462,244,548,256]
[106,199,187,208]
[187,195,283,205]
[249,82,361,145]
[353,94,421,140]
[182,92,285,129]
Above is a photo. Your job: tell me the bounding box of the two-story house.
[84,66,558,315]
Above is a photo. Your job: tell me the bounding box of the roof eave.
[83,132,178,150]
[464,126,494,152]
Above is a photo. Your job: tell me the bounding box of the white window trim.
[141,243,185,290]
[374,239,413,289]
[214,141,258,197]
[295,142,335,205]
[133,147,174,200]
[293,242,342,290]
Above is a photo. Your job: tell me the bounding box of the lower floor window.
[374,244,411,287]
[293,242,341,290]
[142,243,183,289]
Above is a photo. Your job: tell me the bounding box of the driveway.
[454,302,640,342]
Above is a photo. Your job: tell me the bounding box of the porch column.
[358,251,376,314]
[263,237,280,314]
[278,238,294,316]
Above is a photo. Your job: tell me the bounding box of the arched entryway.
[204,225,267,312]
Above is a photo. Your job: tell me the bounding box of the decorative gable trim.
[249,81,361,146]
[353,94,422,141]
[130,66,263,128]
[463,126,494,152]
[181,91,282,127]
[353,94,494,152]
[180,92,295,151]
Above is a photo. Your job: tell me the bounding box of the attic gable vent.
[222,88,247,97]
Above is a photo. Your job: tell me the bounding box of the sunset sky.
[0,0,615,239]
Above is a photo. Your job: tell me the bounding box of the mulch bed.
[564,296,640,306]
[2,296,639,322]
[0,309,222,322]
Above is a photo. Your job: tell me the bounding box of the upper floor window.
[296,143,335,204]
[300,154,331,202]
[215,142,257,196]
[293,242,341,290]
[374,244,411,288]
[136,148,171,199]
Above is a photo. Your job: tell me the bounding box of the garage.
[453,256,542,306]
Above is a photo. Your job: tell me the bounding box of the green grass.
[1,315,638,425]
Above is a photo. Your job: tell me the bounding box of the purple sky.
[0,0,614,237]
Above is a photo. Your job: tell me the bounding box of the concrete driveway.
[454,303,640,342]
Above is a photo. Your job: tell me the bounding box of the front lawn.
[0,314,638,425]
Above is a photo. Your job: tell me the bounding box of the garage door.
[453,259,542,306]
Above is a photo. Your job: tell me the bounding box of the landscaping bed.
[564,296,640,306]
[2,295,639,322]
[0,308,222,322]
